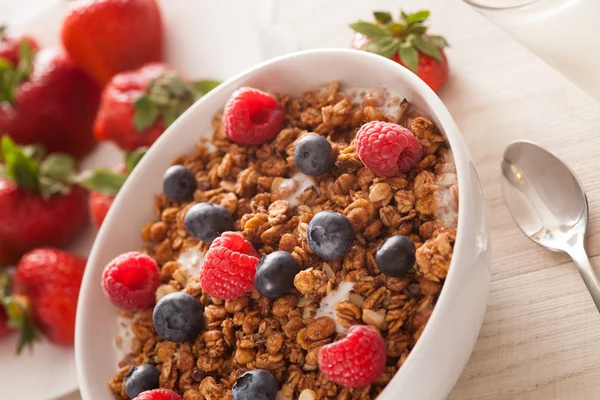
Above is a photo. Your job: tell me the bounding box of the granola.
[109,82,458,399]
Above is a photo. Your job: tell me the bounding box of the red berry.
[318,325,386,388]
[89,191,116,228]
[134,388,182,400]
[200,232,259,300]
[222,87,285,145]
[13,248,87,347]
[102,252,160,310]
[355,121,422,177]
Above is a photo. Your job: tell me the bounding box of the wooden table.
[62,0,600,399]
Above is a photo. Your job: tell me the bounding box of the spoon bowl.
[501,140,600,311]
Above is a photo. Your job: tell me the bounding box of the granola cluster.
[109,82,458,400]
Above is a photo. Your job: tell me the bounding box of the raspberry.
[134,388,182,400]
[102,252,161,311]
[222,87,284,145]
[200,232,259,300]
[317,325,386,387]
[355,121,423,177]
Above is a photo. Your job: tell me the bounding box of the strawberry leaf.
[412,36,443,61]
[38,153,76,199]
[194,80,221,98]
[0,135,39,191]
[4,295,41,354]
[373,11,392,24]
[125,147,148,174]
[76,169,127,194]
[407,24,427,35]
[363,37,400,59]
[388,22,405,35]
[399,44,419,73]
[133,93,160,132]
[349,21,386,37]
[429,35,450,48]
[407,10,430,25]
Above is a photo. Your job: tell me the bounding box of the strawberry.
[93,63,219,151]
[0,26,40,65]
[0,136,89,265]
[9,248,86,350]
[350,10,450,92]
[61,0,164,86]
[0,46,101,159]
[78,148,147,228]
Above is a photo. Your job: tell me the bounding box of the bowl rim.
[76,48,476,399]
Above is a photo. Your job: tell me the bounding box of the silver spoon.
[501,140,600,312]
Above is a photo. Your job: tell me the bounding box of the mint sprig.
[350,9,449,73]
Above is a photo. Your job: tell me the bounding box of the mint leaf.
[373,11,392,24]
[349,21,386,37]
[125,147,148,174]
[133,93,160,132]
[412,36,443,61]
[429,35,450,48]
[1,136,39,191]
[76,169,127,194]
[399,44,419,73]
[407,10,430,25]
[193,80,221,97]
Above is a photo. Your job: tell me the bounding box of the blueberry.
[293,134,334,176]
[124,364,160,399]
[184,202,233,242]
[232,369,278,400]
[152,292,204,343]
[163,165,197,202]
[307,211,354,260]
[254,251,299,299]
[375,235,416,277]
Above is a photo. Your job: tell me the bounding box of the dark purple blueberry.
[232,369,278,400]
[125,364,160,399]
[293,134,334,176]
[307,211,354,260]
[163,165,197,202]
[375,235,416,277]
[152,292,203,343]
[254,251,299,299]
[184,202,233,242]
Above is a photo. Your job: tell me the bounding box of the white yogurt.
[348,86,405,119]
[278,172,318,207]
[115,315,135,355]
[434,170,458,229]
[177,247,204,276]
[315,281,355,334]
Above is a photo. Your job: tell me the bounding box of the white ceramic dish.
[76,49,492,400]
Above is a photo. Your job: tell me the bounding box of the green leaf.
[373,11,392,24]
[76,169,127,194]
[387,22,405,36]
[133,93,160,132]
[349,21,386,37]
[162,107,180,127]
[0,58,14,72]
[0,136,39,191]
[411,36,443,61]
[125,147,148,174]
[363,37,399,59]
[21,144,46,162]
[429,35,450,48]
[39,153,76,183]
[4,295,41,355]
[401,11,409,20]
[407,24,427,35]
[407,10,430,25]
[14,40,32,85]
[193,80,221,97]
[399,44,419,73]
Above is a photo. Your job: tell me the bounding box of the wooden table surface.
[63,0,600,399]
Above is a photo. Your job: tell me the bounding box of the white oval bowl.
[76,49,492,400]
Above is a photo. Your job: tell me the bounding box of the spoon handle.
[568,245,600,313]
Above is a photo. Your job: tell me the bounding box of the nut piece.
[299,389,317,400]
[156,284,176,302]
[306,316,336,341]
[362,309,388,330]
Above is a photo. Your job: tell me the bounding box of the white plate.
[0,0,296,398]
